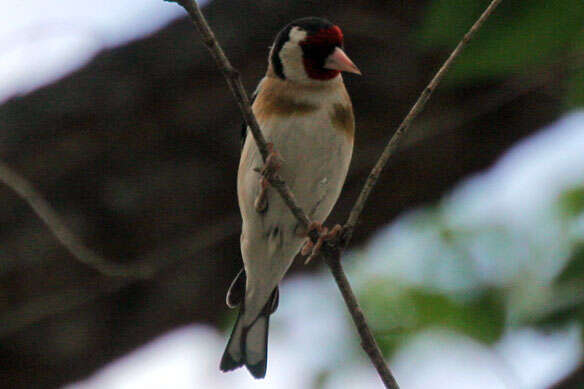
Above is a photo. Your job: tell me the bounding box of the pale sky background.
[0,0,186,103]
[1,1,583,388]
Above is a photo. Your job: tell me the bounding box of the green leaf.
[361,284,506,354]
[417,0,486,48]
[359,281,418,354]
[557,186,584,219]
[408,289,505,344]
[565,67,584,109]
[557,244,584,284]
[417,0,584,84]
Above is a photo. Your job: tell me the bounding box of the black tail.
[220,274,278,379]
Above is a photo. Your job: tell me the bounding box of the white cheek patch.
[278,26,308,82]
[288,26,307,44]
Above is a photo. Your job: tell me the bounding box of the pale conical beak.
[324,47,361,75]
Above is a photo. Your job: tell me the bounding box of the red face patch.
[302,59,340,80]
[301,25,343,47]
[299,26,344,80]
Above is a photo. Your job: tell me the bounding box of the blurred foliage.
[354,176,584,357]
[559,187,584,219]
[543,244,584,327]
[361,284,505,354]
[539,188,584,331]
[351,2,584,359]
[417,0,584,108]
[566,68,584,109]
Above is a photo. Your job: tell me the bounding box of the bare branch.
[0,161,155,279]
[343,0,504,246]
[166,0,398,386]
[0,280,126,337]
[0,214,239,337]
[166,0,313,231]
[324,247,400,388]
[168,0,504,387]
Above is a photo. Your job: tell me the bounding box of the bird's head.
[269,17,361,84]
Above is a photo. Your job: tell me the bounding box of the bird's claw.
[302,222,342,264]
[254,177,269,212]
[254,143,283,213]
[263,143,283,176]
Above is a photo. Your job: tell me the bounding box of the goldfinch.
[220,17,360,378]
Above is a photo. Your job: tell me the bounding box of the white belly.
[237,100,353,323]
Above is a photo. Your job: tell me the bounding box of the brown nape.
[253,80,319,119]
[330,103,355,138]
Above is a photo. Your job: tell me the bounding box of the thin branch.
[0,280,127,337]
[343,0,504,246]
[168,0,503,387]
[0,214,240,337]
[0,161,155,279]
[167,0,398,386]
[324,248,400,388]
[167,0,313,231]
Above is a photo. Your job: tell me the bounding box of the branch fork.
[0,1,503,387]
[166,0,502,387]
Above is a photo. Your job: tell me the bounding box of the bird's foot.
[254,143,283,213]
[254,177,269,212]
[302,222,342,264]
[263,143,283,175]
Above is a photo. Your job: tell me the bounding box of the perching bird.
[220,17,360,378]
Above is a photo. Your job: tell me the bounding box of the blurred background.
[1,0,583,388]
